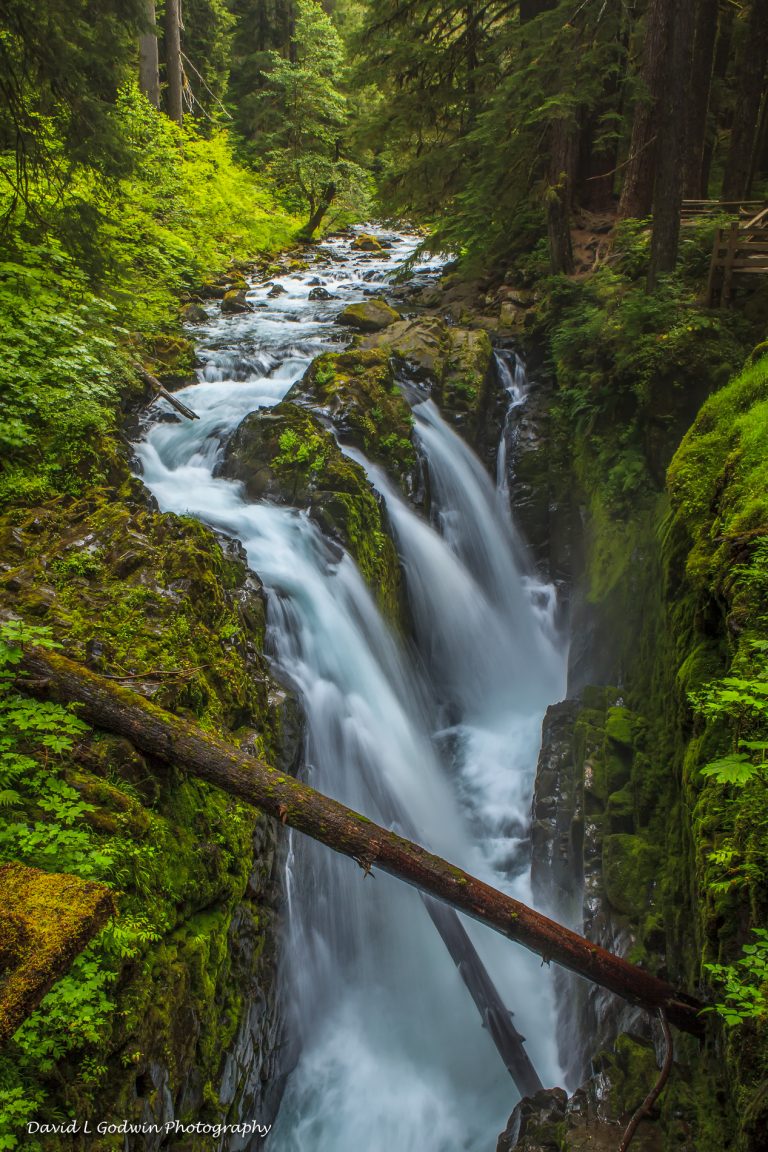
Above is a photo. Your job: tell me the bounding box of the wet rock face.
[499,365,582,587]
[530,690,649,1087]
[497,1088,568,1152]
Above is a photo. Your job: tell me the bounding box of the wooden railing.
[706,206,768,307]
[682,198,765,220]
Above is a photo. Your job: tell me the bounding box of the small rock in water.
[308,287,336,301]
[181,302,209,324]
[221,289,252,315]
[352,233,384,252]
[268,284,287,298]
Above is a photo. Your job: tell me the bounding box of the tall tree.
[618,0,669,219]
[165,0,185,124]
[254,0,370,235]
[700,1,735,196]
[682,0,719,198]
[139,0,161,109]
[648,0,695,288]
[722,0,768,200]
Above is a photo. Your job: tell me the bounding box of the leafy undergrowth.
[0,85,299,511]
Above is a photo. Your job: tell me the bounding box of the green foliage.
[704,929,768,1027]
[274,426,328,475]
[246,0,372,233]
[0,86,298,510]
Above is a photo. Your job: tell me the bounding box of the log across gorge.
[17,641,704,1040]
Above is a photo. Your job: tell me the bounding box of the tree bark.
[683,0,719,198]
[139,0,161,109]
[701,1,735,196]
[547,117,577,274]
[14,643,707,1039]
[618,0,669,219]
[648,0,695,288]
[302,181,337,240]
[165,0,184,125]
[722,0,768,200]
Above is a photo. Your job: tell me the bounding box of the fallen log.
[0,862,116,1045]
[15,644,706,1038]
[134,364,200,421]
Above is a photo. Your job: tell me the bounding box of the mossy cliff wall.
[524,336,768,1149]
[0,460,301,1149]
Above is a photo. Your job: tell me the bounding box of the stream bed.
[135,229,568,1151]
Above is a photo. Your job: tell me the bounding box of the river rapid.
[135,229,568,1151]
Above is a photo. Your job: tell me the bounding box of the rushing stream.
[135,229,568,1150]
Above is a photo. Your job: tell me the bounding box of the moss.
[602,834,659,918]
[222,401,402,622]
[0,468,283,1146]
[0,864,115,1044]
[293,349,417,486]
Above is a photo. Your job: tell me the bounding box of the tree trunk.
[683,0,719,198]
[701,1,735,196]
[648,0,695,288]
[14,643,706,1039]
[302,181,337,240]
[618,0,669,219]
[139,0,161,109]
[722,0,768,200]
[547,118,577,274]
[165,0,184,125]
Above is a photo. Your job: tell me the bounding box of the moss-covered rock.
[0,477,287,1148]
[335,298,401,332]
[221,289,252,315]
[352,233,383,252]
[220,402,402,621]
[288,349,417,490]
[359,316,495,437]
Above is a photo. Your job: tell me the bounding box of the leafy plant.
[704,929,768,1027]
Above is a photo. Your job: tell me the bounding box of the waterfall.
[134,229,567,1151]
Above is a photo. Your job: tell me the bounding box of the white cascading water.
[134,230,567,1151]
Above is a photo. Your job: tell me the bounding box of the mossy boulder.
[359,316,494,430]
[352,233,383,252]
[288,349,417,491]
[181,302,209,325]
[220,402,402,620]
[221,289,252,315]
[335,298,401,332]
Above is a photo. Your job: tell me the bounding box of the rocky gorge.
[3,222,768,1152]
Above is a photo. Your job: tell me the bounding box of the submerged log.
[15,644,706,1038]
